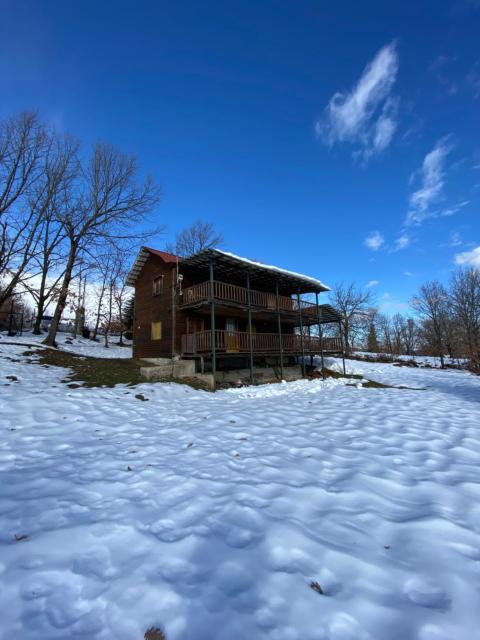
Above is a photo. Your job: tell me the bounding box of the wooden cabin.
[126,247,344,384]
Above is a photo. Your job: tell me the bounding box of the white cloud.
[393,234,410,251]
[366,279,380,287]
[406,138,452,225]
[317,42,399,160]
[403,271,415,276]
[454,246,480,268]
[438,200,470,216]
[364,230,385,251]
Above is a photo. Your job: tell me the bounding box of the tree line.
[328,270,480,370]
[0,111,161,345]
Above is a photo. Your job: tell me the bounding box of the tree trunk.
[92,286,106,340]
[32,270,49,334]
[43,243,76,347]
[33,295,46,335]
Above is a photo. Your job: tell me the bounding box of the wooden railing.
[181,331,342,355]
[180,280,318,314]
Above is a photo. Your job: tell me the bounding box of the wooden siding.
[133,255,176,358]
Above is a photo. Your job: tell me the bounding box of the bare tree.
[401,317,417,356]
[18,134,79,333]
[90,245,131,346]
[0,112,48,305]
[449,267,480,367]
[411,281,449,368]
[329,282,375,354]
[166,219,223,257]
[43,142,160,346]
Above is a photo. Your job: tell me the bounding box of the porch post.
[308,324,313,367]
[297,291,306,377]
[209,259,216,389]
[315,292,325,379]
[338,320,346,376]
[246,272,254,384]
[275,283,284,379]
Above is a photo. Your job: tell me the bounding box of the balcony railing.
[181,330,342,355]
[180,280,318,314]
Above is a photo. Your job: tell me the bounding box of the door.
[225,318,239,352]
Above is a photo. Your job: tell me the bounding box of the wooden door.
[225,318,239,352]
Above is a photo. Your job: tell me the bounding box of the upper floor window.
[152,275,164,296]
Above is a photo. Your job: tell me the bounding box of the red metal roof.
[144,247,181,263]
[126,246,181,286]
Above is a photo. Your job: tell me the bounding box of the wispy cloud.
[366,279,380,288]
[364,231,385,251]
[449,231,463,247]
[438,200,470,216]
[454,245,480,268]
[316,42,399,160]
[403,271,415,277]
[393,234,410,251]
[405,138,452,225]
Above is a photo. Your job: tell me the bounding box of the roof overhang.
[318,304,342,324]
[179,248,330,294]
[126,246,180,286]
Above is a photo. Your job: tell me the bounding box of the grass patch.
[20,347,214,391]
[22,348,148,387]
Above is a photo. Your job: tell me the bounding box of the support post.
[297,292,306,377]
[209,260,216,389]
[339,321,346,376]
[315,293,325,379]
[308,324,313,367]
[246,272,254,384]
[275,283,284,379]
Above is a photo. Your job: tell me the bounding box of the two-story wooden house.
[126,246,344,386]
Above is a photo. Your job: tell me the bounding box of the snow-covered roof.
[127,246,330,293]
[180,248,330,293]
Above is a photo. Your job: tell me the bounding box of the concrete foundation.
[140,358,304,390]
[140,358,196,381]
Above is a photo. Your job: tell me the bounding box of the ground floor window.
[151,321,162,340]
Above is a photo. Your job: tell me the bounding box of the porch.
[181,330,342,356]
[180,280,319,319]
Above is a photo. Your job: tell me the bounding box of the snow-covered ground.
[355,351,466,368]
[0,330,132,358]
[1,343,480,639]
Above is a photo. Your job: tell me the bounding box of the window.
[151,321,162,340]
[152,276,164,296]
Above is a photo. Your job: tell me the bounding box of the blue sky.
[1,0,479,310]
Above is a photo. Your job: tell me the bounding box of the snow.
[355,351,466,368]
[1,343,480,639]
[0,331,132,359]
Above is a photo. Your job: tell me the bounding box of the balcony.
[179,280,318,315]
[181,330,342,355]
